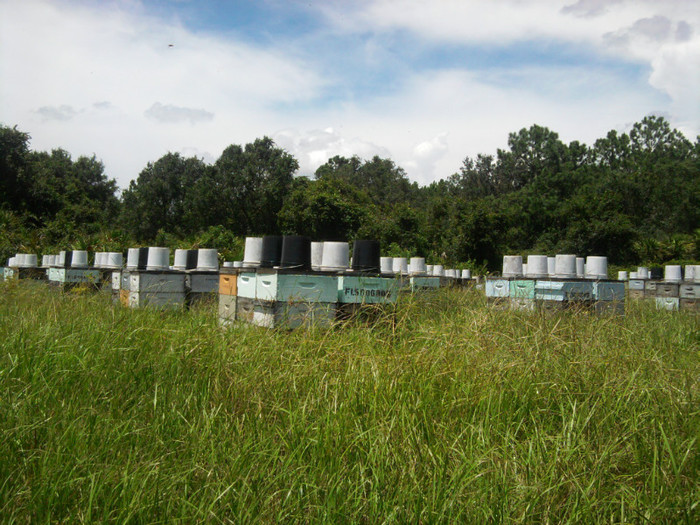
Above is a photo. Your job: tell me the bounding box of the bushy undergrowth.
[1,281,698,523]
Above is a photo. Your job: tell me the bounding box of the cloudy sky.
[1,0,698,189]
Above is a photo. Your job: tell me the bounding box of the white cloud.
[144,103,214,124]
[0,0,697,190]
[0,0,324,186]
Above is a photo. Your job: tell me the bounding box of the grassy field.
[0,280,698,523]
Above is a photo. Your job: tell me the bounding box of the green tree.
[278,177,374,240]
[211,137,299,235]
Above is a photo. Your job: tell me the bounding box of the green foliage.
[278,177,374,240]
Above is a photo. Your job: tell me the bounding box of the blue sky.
[1,0,698,188]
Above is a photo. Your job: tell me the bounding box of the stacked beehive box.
[219,237,404,329]
[485,254,625,315]
[48,251,101,290]
[625,265,699,312]
[124,248,185,309]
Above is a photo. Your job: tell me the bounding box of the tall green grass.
[1,281,698,523]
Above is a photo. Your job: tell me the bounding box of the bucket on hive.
[173,249,188,270]
[260,236,283,268]
[311,242,324,270]
[380,257,393,274]
[196,249,219,271]
[502,256,522,278]
[461,269,471,279]
[426,264,434,274]
[432,264,444,277]
[526,255,548,278]
[146,247,169,271]
[576,257,585,278]
[637,267,649,280]
[664,265,682,283]
[106,252,123,269]
[685,265,700,283]
[547,257,556,276]
[233,261,243,268]
[242,237,263,268]
[630,271,639,279]
[71,251,88,268]
[126,248,140,270]
[409,257,427,275]
[392,257,408,275]
[585,256,608,280]
[321,242,349,271]
[555,254,576,278]
[280,236,311,270]
[351,240,380,273]
[223,261,234,268]
[618,271,628,280]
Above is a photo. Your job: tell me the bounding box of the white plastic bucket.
[71,251,88,268]
[233,261,243,268]
[630,271,639,279]
[576,257,585,278]
[380,257,393,274]
[146,247,169,271]
[409,257,427,275]
[173,249,188,270]
[310,242,324,270]
[461,269,471,279]
[242,237,263,268]
[9,256,17,267]
[126,248,140,270]
[637,267,649,280]
[105,252,123,269]
[618,271,628,280]
[223,261,234,268]
[502,256,523,277]
[321,242,349,271]
[426,265,434,274]
[664,265,682,283]
[392,257,408,275]
[685,265,700,283]
[433,264,444,277]
[585,256,608,280]
[526,255,548,278]
[197,249,219,271]
[555,254,576,278]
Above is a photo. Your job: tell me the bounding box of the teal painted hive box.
[510,279,535,299]
[237,271,257,299]
[337,274,398,304]
[256,269,338,303]
[594,281,625,302]
[410,276,440,292]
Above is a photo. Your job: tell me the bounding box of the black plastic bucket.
[186,249,198,270]
[280,236,311,270]
[137,247,149,270]
[260,236,284,268]
[649,266,663,280]
[351,240,380,272]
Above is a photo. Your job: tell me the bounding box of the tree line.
[1,116,699,269]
